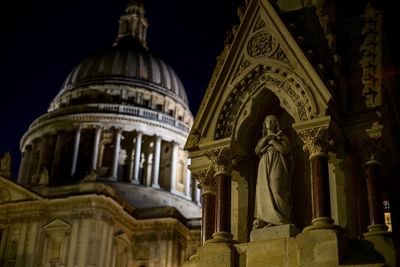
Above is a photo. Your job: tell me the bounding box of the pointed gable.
[44,218,71,232]
[0,176,42,204]
[185,0,332,150]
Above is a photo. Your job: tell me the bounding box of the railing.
[186,218,202,229]
[30,103,190,132]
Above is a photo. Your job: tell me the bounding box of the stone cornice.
[21,112,188,149]
[0,193,199,237]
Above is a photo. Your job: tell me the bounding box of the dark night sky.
[0,0,241,175]
[0,1,398,177]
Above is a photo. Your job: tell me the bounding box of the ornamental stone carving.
[192,167,216,194]
[186,128,201,150]
[254,17,266,32]
[297,126,330,158]
[247,31,277,58]
[359,3,382,108]
[205,147,239,175]
[234,57,252,78]
[270,46,291,66]
[216,67,313,139]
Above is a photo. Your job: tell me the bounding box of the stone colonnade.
[193,121,388,245]
[18,124,199,200]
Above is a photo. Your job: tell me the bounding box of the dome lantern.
[115,0,148,48]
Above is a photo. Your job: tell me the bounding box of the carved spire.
[115,0,149,48]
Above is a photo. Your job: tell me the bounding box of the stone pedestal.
[364,229,396,267]
[198,242,236,266]
[236,237,299,267]
[250,224,300,242]
[296,229,345,266]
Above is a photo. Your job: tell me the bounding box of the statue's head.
[263,115,279,134]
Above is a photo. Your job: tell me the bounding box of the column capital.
[192,167,216,194]
[114,127,124,134]
[358,123,385,164]
[205,147,239,176]
[93,124,103,130]
[297,126,331,159]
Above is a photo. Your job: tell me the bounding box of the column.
[362,134,388,236]
[206,147,235,242]
[24,145,33,182]
[185,158,192,199]
[170,141,178,193]
[193,168,216,244]
[91,126,102,171]
[195,181,201,205]
[71,126,82,176]
[50,132,63,179]
[298,126,339,231]
[365,160,386,230]
[17,151,25,181]
[37,134,48,173]
[111,128,123,179]
[133,131,143,184]
[152,135,162,188]
[17,148,28,184]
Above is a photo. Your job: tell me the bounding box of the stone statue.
[253,115,293,229]
[0,151,11,178]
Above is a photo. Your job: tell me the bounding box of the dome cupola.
[17,1,198,215]
[56,0,189,108]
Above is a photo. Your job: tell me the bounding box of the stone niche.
[230,89,311,242]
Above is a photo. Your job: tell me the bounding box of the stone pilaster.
[192,167,216,244]
[298,126,339,231]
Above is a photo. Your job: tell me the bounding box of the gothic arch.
[214,63,325,140]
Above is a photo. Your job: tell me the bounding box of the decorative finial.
[114,0,149,48]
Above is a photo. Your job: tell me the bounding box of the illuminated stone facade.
[0,1,201,266]
[184,0,398,266]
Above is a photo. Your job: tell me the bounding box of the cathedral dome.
[60,36,189,106]
[18,0,198,213]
